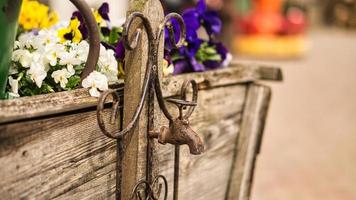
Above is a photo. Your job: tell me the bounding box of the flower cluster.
[19,0,58,31]
[58,2,125,77]
[164,0,232,75]
[6,2,123,99]
[6,29,118,98]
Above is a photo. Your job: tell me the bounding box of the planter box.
[0,63,282,199]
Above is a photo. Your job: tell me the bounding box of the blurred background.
[44,0,356,199]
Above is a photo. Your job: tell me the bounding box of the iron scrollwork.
[97,11,204,200]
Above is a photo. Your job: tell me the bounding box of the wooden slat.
[226,84,271,200]
[0,109,117,199]
[157,84,247,200]
[162,62,281,97]
[0,82,123,124]
[0,64,281,124]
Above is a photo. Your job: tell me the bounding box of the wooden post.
[121,0,164,199]
[225,83,271,200]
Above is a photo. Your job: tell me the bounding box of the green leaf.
[207,54,222,61]
[66,75,81,89]
[205,47,217,55]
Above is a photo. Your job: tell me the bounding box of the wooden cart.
[0,0,282,199]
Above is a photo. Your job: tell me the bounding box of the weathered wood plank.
[0,82,123,124]
[0,64,281,124]
[157,84,247,200]
[0,83,273,200]
[226,84,271,200]
[0,109,117,199]
[162,62,281,97]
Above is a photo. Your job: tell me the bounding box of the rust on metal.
[97,10,204,200]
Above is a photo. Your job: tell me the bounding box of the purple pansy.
[71,3,111,39]
[115,40,125,61]
[171,38,205,74]
[98,2,110,21]
[101,40,125,61]
[163,0,229,75]
[203,42,228,69]
[72,11,88,39]
[182,0,222,36]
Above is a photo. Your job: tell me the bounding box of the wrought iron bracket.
[96,11,204,200]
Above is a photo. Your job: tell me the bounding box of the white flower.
[35,29,59,47]
[82,71,108,97]
[59,51,82,66]
[17,32,35,49]
[222,53,233,68]
[27,62,47,88]
[67,64,75,76]
[12,49,32,68]
[8,76,20,96]
[51,68,72,89]
[71,40,89,62]
[98,49,119,82]
[163,59,174,76]
[44,43,66,66]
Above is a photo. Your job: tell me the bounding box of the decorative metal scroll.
[97,11,204,200]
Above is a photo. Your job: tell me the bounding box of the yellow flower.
[93,10,103,24]
[57,18,83,43]
[19,0,58,30]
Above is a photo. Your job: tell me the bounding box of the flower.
[70,40,90,62]
[115,40,125,61]
[59,51,81,66]
[182,0,222,37]
[51,68,72,89]
[57,18,83,43]
[71,11,88,40]
[34,29,60,49]
[98,3,110,21]
[19,0,58,30]
[8,76,20,97]
[82,71,108,97]
[98,48,119,82]
[93,10,103,24]
[164,0,230,75]
[27,61,47,88]
[44,44,66,66]
[163,59,174,76]
[71,2,111,40]
[16,32,36,49]
[12,49,32,68]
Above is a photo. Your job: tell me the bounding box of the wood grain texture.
[0,64,281,124]
[226,84,271,200]
[0,109,117,199]
[0,82,123,124]
[156,85,247,200]
[0,82,273,199]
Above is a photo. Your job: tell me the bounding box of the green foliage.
[195,42,222,63]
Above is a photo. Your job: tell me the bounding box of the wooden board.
[0,109,117,199]
[226,84,271,200]
[157,85,247,200]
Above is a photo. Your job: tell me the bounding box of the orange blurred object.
[250,11,283,34]
[255,0,282,12]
